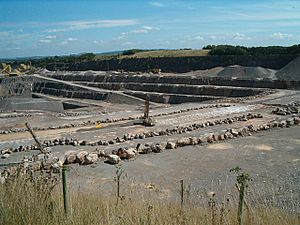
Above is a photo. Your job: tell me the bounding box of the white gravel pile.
[217,65,276,80]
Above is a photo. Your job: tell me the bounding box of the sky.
[0,0,300,58]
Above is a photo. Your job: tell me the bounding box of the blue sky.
[0,0,300,58]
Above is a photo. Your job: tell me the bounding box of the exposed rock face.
[45,54,297,73]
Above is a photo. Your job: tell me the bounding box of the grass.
[0,168,299,225]
[95,49,210,60]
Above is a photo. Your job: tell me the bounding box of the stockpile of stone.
[276,56,300,81]
[0,104,231,134]
[217,65,276,80]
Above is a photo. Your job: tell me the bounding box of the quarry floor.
[0,89,299,208]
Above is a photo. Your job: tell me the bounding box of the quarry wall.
[45,54,298,72]
[49,74,300,89]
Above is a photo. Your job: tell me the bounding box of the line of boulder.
[0,111,259,158]
[1,116,299,183]
[272,102,299,115]
[0,104,231,134]
[215,90,275,103]
[63,115,300,166]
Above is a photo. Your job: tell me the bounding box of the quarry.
[0,54,299,211]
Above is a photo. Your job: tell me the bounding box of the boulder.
[124,148,136,159]
[64,150,77,164]
[76,151,89,164]
[286,118,294,126]
[176,138,191,147]
[166,141,176,149]
[206,134,214,143]
[294,117,300,125]
[279,121,287,128]
[151,144,164,153]
[189,137,198,145]
[230,129,239,137]
[116,148,136,159]
[106,155,121,165]
[218,134,225,141]
[83,153,98,165]
[224,132,233,139]
[1,149,12,155]
[198,136,207,144]
[1,153,10,159]
[137,144,152,154]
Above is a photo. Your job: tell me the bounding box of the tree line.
[203,44,300,55]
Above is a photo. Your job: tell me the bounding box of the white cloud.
[44,19,138,33]
[143,26,154,30]
[270,32,293,39]
[122,41,134,46]
[233,33,251,40]
[208,35,220,40]
[113,26,159,41]
[93,40,104,44]
[182,35,205,42]
[39,39,52,43]
[131,29,149,34]
[192,36,204,41]
[148,2,165,7]
[67,37,77,41]
[60,37,78,45]
[46,35,57,39]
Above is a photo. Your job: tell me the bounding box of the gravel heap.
[217,65,276,80]
[276,56,300,81]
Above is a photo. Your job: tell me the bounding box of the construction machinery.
[142,95,155,126]
[1,62,33,77]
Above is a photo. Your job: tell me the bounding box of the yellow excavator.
[1,62,33,77]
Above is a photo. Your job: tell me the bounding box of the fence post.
[62,165,70,216]
[180,179,184,207]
